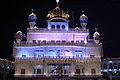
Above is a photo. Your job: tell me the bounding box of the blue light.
[16,48,30,58]
[48,50,57,57]
[75,51,83,59]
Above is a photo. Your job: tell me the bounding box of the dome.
[93,31,100,38]
[80,14,88,23]
[29,12,36,17]
[47,4,69,19]
[15,31,23,39]
[28,12,37,22]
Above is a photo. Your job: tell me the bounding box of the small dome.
[80,14,88,23]
[15,31,22,39]
[93,31,100,37]
[47,5,69,19]
[29,12,36,17]
[28,12,37,22]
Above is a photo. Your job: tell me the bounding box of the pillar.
[70,63,75,76]
[44,63,48,75]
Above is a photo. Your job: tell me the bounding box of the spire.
[80,11,88,30]
[32,9,34,12]
[82,10,84,13]
[95,28,97,31]
[93,28,100,44]
[56,0,60,8]
[28,9,37,29]
[47,0,69,19]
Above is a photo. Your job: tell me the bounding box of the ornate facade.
[13,0,103,79]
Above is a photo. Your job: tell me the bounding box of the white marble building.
[13,0,103,78]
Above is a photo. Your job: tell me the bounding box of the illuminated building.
[13,0,103,79]
[101,58,120,79]
[0,58,14,80]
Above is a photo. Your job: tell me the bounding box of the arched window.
[62,25,65,29]
[57,25,60,29]
[51,25,55,29]
[109,63,113,69]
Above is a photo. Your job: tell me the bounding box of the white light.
[109,61,112,63]
[114,71,117,73]
[104,69,107,72]
[56,0,59,3]
[113,69,117,71]
[7,66,9,69]
[109,69,112,71]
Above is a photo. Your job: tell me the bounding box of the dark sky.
[1,0,120,60]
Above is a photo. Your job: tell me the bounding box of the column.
[44,63,48,76]
[70,63,75,76]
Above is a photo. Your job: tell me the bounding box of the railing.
[14,40,100,47]
[15,57,101,64]
[28,28,89,33]
[14,74,102,78]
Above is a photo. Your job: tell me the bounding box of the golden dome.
[47,4,69,19]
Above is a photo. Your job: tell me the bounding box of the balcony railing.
[15,57,101,64]
[28,28,89,33]
[14,40,100,47]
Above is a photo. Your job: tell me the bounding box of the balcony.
[14,40,100,47]
[15,57,101,64]
[27,28,89,33]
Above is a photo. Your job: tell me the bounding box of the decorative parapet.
[15,57,101,65]
[27,28,89,33]
[14,41,101,47]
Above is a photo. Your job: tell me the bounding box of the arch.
[62,25,65,29]
[34,65,44,74]
[57,25,60,29]
[51,25,55,29]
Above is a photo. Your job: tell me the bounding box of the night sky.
[1,0,120,61]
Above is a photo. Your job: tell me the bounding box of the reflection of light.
[119,69,120,71]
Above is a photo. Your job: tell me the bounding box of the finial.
[95,28,97,31]
[56,0,59,3]
[82,11,84,13]
[32,9,34,12]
